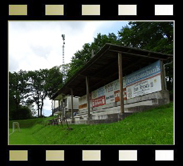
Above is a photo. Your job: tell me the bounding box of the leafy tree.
[9,66,63,119]
[25,99,37,117]
[9,89,17,120]
[67,33,120,81]
[118,22,173,54]
[26,66,63,117]
[15,106,32,120]
[45,66,63,116]
[9,70,29,112]
[26,69,48,117]
[62,63,71,82]
[91,33,121,52]
[45,66,63,98]
[9,70,34,120]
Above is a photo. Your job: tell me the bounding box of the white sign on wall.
[105,81,115,104]
[126,60,162,99]
[91,79,126,107]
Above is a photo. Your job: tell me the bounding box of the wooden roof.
[52,43,172,99]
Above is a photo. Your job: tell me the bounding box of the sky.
[8,20,129,117]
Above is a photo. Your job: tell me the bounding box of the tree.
[9,70,29,112]
[26,66,63,117]
[16,106,32,120]
[45,66,63,99]
[67,33,120,81]
[26,69,48,117]
[25,98,37,117]
[118,22,173,54]
[9,70,33,120]
[62,63,71,82]
[9,65,63,118]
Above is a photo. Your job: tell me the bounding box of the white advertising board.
[126,60,162,99]
[91,79,126,107]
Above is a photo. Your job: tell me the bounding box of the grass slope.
[9,102,173,145]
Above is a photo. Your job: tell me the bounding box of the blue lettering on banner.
[126,60,161,86]
[97,87,105,97]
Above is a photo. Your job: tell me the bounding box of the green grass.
[9,102,173,145]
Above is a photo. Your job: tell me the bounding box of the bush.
[11,106,33,120]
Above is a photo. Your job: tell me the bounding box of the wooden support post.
[54,100,55,109]
[51,100,53,116]
[160,60,166,91]
[52,100,55,116]
[59,99,60,111]
[118,53,124,117]
[58,99,60,120]
[61,98,64,120]
[86,76,91,121]
[70,88,74,123]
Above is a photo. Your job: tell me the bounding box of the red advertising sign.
[114,90,120,102]
[79,103,87,109]
[114,88,127,102]
[92,96,106,107]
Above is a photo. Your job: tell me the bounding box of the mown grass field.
[9,102,173,145]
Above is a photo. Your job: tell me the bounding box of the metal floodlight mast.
[62,34,65,41]
[61,34,65,82]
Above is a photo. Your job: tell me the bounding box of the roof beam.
[108,49,168,60]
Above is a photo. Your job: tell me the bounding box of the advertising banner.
[105,82,115,104]
[91,79,127,107]
[92,96,106,107]
[114,88,127,102]
[79,103,87,109]
[126,60,162,99]
[79,94,92,110]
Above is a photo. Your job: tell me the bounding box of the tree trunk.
[40,98,44,117]
[37,107,40,117]
[36,100,40,117]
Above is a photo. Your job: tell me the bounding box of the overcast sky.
[8,20,129,116]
